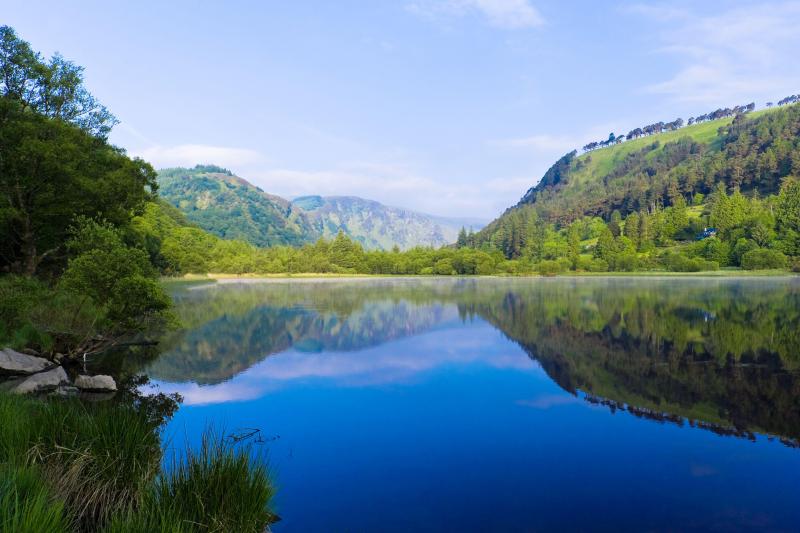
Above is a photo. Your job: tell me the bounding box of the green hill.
[157,165,314,247]
[476,103,800,255]
[158,167,485,250]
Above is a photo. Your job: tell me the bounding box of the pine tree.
[456,227,468,248]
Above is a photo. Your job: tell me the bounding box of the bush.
[60,218,174,334]
[609,252,639,272]
[577,257,608,272]
[536,260,565,276]
[0,276,52,350]
[433,259,455,275]
[662,253,719,272]
[740,248,788,270]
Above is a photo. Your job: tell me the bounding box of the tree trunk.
[20,214,38,276]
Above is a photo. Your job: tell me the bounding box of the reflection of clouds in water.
[516,394,580,409]
[156,323,538,405]
[161,381,267,406]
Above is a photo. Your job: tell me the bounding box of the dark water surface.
[146,277,800,532]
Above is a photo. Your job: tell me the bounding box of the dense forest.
[472,102,800,272]
[158,165,315,247]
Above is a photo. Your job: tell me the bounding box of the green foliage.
[740,248,788,270]
[536,259,567,276]
[477,103,800,261]
[0,96,155,276]
[0,393,161,529]
[60,219,173,333]
[114,434,276,533]
[775,178,800,255]
[157,166,314,247]
[0,465,69,533]
[0,392,277,533]
[662,253,719,272]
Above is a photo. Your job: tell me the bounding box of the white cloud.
[633,2,800,104]
[134,144,265,169]
[251,163,496,218]
[408,0,544,29]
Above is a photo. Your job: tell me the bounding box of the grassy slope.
[566,108,777,190]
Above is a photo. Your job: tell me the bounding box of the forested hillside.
[158,166,314,246]
[159,167,484,250]
[471,101,800,272]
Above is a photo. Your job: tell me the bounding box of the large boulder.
[10,366,69,394]
[74,374,117,392]
[0,348,52,375]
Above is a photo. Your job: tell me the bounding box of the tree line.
[581,101,756,153]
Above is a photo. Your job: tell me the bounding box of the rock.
[11,366,69,394]
[0,348,52,375]
[74,374,117,392]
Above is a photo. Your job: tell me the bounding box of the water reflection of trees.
[460,278,800,445]
[148,281,460,384]
[151,278,800,444]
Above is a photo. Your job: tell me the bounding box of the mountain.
[157,166,485,250]
[475,101,800,253]
[157,165,314,247]
[291,195,485,250]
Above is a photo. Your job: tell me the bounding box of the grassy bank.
[0,393,276,532]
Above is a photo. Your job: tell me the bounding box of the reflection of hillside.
[464,279,800,444]
[150,278,800,443]
[149,283,458,383]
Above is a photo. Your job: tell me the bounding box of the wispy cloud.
[490,133,579,152]
[134,144,265,168]
[252,163,496,218]
[631,2,800,104]
[407,0,544,29]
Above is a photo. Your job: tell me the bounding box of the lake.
[143,277,800,531]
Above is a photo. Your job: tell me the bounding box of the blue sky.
[5,1,800,218]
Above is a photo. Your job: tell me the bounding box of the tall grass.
[0,393,277,532]
[109,432,277,532]
[0,394,160,530]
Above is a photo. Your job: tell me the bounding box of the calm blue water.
[147,278,800,531]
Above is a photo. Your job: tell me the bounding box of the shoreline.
[162,270,799,284]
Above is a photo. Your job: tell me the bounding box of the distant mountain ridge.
[291,195,484,250]
[157,166,485,250]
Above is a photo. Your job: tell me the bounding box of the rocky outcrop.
[9,366,69,394]
[0,348,53,375]
[74,374,117,392]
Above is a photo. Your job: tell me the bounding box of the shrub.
[433,259,455,275]
[536,260,565,276]
[662,253,719,272]
[577,257,608,272]
[740,248,788,270]
[60,218,174,334]
[609,252,639,272]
